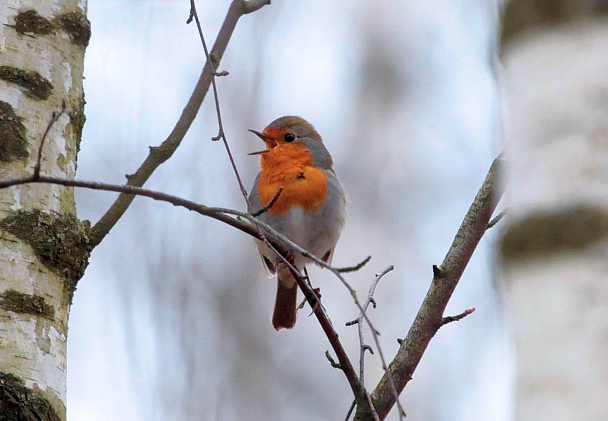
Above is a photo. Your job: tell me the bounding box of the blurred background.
[68,1,513,420]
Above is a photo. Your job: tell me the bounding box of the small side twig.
[337,255,372,273]
[441,307,476,326]
[325,351,342,369]
[487,208,506,229]
[34,100,66,179]
[250,187,282,217]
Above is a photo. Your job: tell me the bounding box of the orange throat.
[258,144,328,215]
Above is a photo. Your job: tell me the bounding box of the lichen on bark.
[0,210,91,304]
[8,9,92,48]
[0,101,29,162]
[11,10,54,35]
[57,11,91,47]
[0,372,61,421]
[0,66,53,100]
[0,289,55,319]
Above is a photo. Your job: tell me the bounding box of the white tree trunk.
[501,21,608,420]
[0,1,89,419]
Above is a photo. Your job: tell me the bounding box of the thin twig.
[34,100,66,179]
[337,255,372,273]
[441,307,476,326]
[358,267,406,419]
[188,0,249,202]
[345,401,356,421]
[359,266,394,378]
[260,235,372,411]
[345,265,397,421]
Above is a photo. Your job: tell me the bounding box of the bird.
[248,116,346,330]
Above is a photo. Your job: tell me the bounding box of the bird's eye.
[284,133,296,142]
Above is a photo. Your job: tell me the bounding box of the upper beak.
[248,129,277,155]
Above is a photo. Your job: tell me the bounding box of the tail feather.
[272,274,298,330]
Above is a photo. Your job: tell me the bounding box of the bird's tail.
[272,271,298,330]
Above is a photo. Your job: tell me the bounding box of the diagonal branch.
[89,0,270,248]
[357,157,504,420]
[283,259,373,416]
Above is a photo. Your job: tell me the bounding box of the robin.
[248,116,346,330]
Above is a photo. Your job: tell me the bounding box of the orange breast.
[258,145,328,215]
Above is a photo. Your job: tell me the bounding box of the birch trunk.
[500,6,608,420]
[0,1,89,419]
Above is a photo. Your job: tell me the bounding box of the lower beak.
[248,129,277,155]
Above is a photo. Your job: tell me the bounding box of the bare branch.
[0,175,259,237]
[0,170,377,412]
[361,157,504,420]
[89,0,269,248]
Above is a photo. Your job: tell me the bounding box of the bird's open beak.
[248,129,276,155]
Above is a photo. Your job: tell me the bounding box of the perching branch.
[357,157,504,421]
[88,0,270,248]
[251,225,374,415]
[0,168,376,414]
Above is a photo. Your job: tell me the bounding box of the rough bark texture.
[0,1,90,419]
[501,3,608,419]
